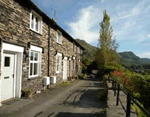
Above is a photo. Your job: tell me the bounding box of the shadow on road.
[62,79,107,109]
[34,79,107,117]
[55,112,105,117]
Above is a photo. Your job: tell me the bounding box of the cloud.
[111,0,150,45]
[137,53,150,58]
[67,6,102,43]
[111,0,146,23]
[66,0,150,47]
[148,35,150,37]
[101,0,106,3]
[124,21,136,28]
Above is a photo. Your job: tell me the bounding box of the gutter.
[48,25,50,77]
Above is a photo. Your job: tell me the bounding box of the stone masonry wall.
[0,0,49,92]
[0,0,84,93]
[49,28,80,83]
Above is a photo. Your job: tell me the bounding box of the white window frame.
[56,53,62,73]
[74,45,76,52]
[56,31,62,44]
[81,49,83,54]
[30,11,42,34]
[29,45,42,78]
[78,47,80,53]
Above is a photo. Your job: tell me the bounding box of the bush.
[78,73,84,79]
[110,69,150,111]
[102,74,109,84]
[98,88,108,101]
[132,102,147,117]
[22,89,34,98]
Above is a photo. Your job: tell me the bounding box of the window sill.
[30,29,42,36]
[56,42,62,45]
[56,71,62,74]
[28,76,43,80]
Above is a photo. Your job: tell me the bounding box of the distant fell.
[118,51,150,65]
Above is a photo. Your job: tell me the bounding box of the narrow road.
[1,79,106,117]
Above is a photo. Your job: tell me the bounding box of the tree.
[95,10,120,71]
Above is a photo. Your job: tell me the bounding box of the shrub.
[22,89,34,98]
[103,74,109,84]
[78,73,84,79]
[98,88,108,101]
[132,102,147,117]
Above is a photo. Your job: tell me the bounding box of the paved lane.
[33,79,106,117]
[1,79,106,117]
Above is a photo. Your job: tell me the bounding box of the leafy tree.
[95,10,120,72]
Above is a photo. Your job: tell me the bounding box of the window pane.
[4,57,10,67]
[30,63,33,75]
[58,32,61,43]
[57,65,59,71]
[30,51,33,60]
[59,57,61,72]
[31,14,34,29]
[57,56,59,65]
[35,53,38,61]
[34,63,38,75]
[35,17,38,31]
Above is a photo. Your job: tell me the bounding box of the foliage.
[82,58,92,74]
[132,102,147,117]
[96,62,124,78]
[22,89,34,98]
[96,10,119,69]
[110,69,150,114]
[98,88,108,101]
[59,81,70,86]
[102,74,109,84]
[78,73,84,79]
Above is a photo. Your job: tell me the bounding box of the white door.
[1,53,15,101]
[63,59,67,80]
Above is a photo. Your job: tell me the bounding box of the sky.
[33,0,150,58]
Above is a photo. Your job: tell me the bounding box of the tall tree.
[95,10,119,69]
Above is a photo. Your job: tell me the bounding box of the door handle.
[12,74,14,78]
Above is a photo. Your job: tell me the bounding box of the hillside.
[118,51,141,65]
[76,39,150,65]
[118,51,150,65]
[75,39,98,61]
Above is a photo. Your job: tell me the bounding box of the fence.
[109,78,150,117]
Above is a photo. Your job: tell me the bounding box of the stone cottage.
[0,0,84,106]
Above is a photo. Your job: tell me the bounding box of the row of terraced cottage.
[0,0,85,106]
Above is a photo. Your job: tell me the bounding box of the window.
[56,53,62,73]
[30,11,42,34]
[4,57,10,67]
[78,47,80,53]
[56,31,62,44]
[74,45,76,52]
[29,45,42,78]
[81,49,83,54]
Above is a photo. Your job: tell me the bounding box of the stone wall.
[0,0,49,92]
[0,0,84,93]
[49,28,83,82]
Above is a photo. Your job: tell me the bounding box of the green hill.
[118,51,150,65]
[118,51,141,65]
